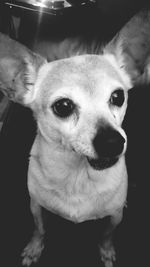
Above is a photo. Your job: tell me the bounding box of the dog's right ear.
[0,33,46,105]
[104,9,150,86]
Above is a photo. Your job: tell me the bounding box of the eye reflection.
[110,89,125,107]
[52,98,76,118]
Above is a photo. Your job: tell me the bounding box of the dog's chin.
[87,156,119,170]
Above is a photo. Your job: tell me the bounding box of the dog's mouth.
[87,156,118,170]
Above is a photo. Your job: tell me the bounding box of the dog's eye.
[52,98,75,118]
[110,89,125,107]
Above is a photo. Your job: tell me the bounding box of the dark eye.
[110,89,125,107]
[52,98,75,118]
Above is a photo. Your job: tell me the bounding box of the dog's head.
[26,54,130,170]
[0,15,149,171]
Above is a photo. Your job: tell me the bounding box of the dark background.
[0,1,150,266]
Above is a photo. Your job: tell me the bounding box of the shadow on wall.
[17,0,149,46]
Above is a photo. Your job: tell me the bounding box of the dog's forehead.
[47,55,122,80]
[37,55,131,95]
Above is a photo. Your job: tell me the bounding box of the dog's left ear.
[0,33,46,105]
[104,9,150,86]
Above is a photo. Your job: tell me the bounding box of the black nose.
[93,127,125,158]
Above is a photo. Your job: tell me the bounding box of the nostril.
[107,132,125,156]
[93,128,125,158]
[107,131,125,145]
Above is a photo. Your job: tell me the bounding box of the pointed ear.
[0,33,46,104]
[104,9,150,86]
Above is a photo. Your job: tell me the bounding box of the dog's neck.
[28,133,127,222]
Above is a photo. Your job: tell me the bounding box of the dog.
[0,9,150,267]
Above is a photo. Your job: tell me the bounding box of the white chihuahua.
[0,9,150,267]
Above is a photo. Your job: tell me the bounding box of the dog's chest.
[28,145,127,223]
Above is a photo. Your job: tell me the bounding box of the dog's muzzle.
[87,126,125,170]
